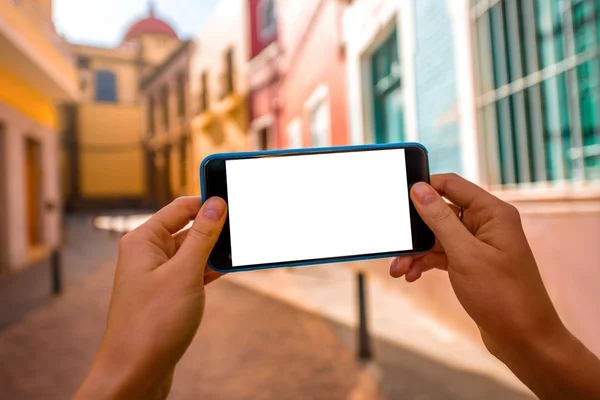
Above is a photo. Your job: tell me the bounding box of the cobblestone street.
[0,217,533,400]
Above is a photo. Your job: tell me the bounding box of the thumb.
[171,197,227,276]
[410,182,473,253]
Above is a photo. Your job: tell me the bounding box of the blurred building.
[342,0,600,355]
[188,0,250,194]
[140,41,194,208]
[0,0,78,326]
[62,3,182,211]
[247,0,281,150]
[278,0,350,148]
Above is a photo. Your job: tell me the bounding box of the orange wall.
[77,104,145,197]
[0,65,57,129]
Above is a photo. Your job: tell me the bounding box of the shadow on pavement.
[329,320,534,400]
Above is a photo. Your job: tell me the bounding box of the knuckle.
[431,204,454,224]
[119,232,136,250]
[188,223,217,242]
[503,203,521,221]
[172,196,189,208]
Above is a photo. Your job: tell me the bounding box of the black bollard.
[51,248,62,295]
[357,272,372,361]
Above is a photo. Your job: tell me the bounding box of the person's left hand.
[74,196,227,400]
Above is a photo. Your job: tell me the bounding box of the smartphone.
[200,143,435,273]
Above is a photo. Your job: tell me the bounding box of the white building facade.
[342,0,600,356]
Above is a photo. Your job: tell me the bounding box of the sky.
[53,0,221,47]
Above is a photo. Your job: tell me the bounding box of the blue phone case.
[200,142,430,273]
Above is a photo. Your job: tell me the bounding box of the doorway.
[24,137,43,248]
[0,124,7,271]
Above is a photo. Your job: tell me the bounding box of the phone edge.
[200,142,432,274]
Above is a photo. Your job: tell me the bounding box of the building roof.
[122,4,179,43]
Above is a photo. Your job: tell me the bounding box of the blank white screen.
[226,149,413,267]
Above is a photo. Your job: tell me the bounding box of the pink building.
[246,0,349,150]
[247,0,282,150]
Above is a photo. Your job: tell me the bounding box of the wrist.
[491,324,599,399]
[75,354,172,400]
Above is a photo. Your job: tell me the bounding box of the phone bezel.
[201,143,435,273]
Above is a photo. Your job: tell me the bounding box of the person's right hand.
[390,174,600,399]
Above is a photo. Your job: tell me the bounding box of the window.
[0,123,6,271]
[258,0,277,41]
[177,73,186,120]
[287,119,303,149]
[94,70,117,103]
[473,0,600,184]
[148,96,156,137]
[78,57,90,92]
[258,127,270,150]
[221,48,235,99]
[371,29,405,144]
[180,137,188,187]
[199,71,209,113]
[24,137,43,247]
[305,86,331,147]
[161,85,170,131]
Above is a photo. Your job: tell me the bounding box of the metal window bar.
[540,0,567,181]
[490,3,517,184]
[561,0,586,181]
[521,0,548,182]
[477,10,503,184]
[506,0,533,183]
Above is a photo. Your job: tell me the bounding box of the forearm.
[73,357,173,400]
[498,328,600,399]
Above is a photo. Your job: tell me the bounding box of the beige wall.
[71,45,141,105]
[189,0,251,194]
[140,34,180,68]
[142,42,194,200]
[76,104,145,197]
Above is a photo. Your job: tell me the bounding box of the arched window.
[258,0,276,41]
[95,70,117,103]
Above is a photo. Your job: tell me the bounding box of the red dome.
[123,16,178,42]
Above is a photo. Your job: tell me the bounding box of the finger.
[141,197,201,236]
[390,256,416,278]
[170,197,227,277]
[390,252,447,279]
[405,263,423,282]
[173,229,189,251]
[431,174,501,210]
[411,182,475,253]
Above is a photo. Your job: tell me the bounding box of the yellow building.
[141,41,195,207]
[188,0,251,195]
[0,0,78,325]
[62,4,181,210]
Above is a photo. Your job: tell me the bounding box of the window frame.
[304,85,332,148]
[94,69,118,103]
[257,0,277,42]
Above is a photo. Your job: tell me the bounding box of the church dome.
[122,5,178,43]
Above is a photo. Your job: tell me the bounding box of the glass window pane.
[550,0,565,63]
[556,72,573,180]
[536,0,556,69]
[572,0,596,55]
[490,4,510,88]
[578,57,600,180]
[541,77,565,180]
[95,70,117,103]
